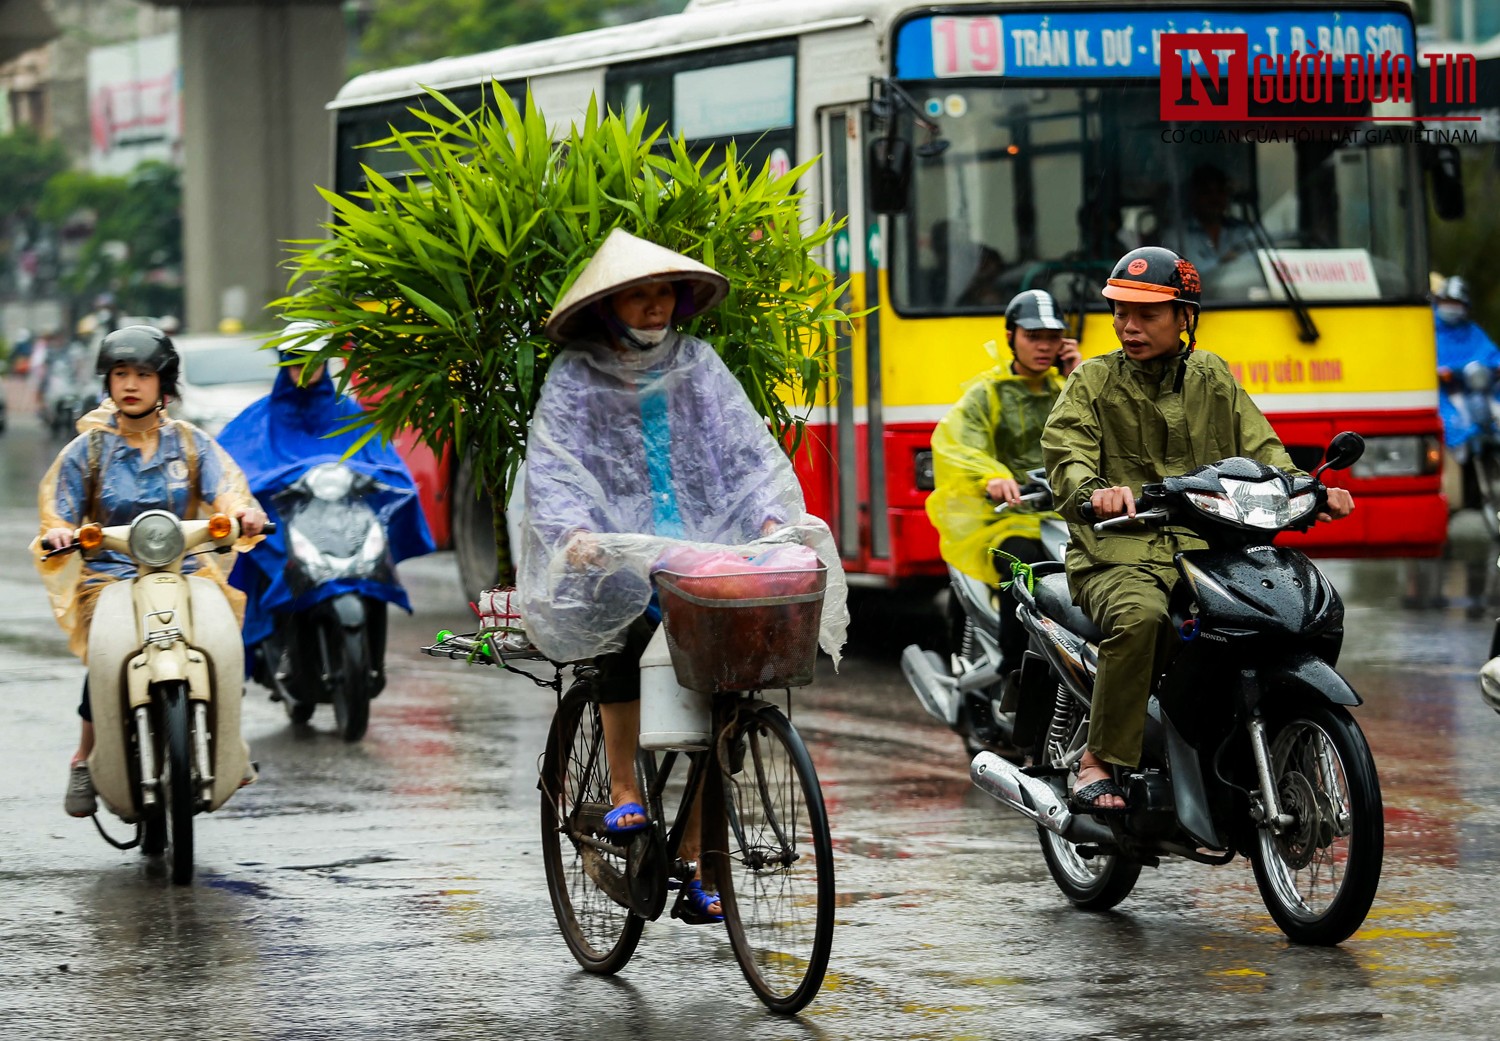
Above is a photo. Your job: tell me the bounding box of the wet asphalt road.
[1,388,1498,1040]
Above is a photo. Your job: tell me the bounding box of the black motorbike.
[902,470,1068,760]
[971,433,1383,945]
[252,462,391,742]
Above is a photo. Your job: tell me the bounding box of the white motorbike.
[902,469,1068,759]
[44,511,271,884]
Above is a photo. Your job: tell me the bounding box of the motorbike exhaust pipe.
[901,645,961,727]
[970,751,1114,845]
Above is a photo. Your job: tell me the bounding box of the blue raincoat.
[218,366,436,652]
[1437,314,1500,449]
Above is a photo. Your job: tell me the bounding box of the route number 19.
[931,16,1005,77]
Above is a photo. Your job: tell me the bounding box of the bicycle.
[429,566,836,1014]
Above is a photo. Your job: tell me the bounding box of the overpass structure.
[145,0,346,333]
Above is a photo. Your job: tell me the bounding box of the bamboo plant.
[274,88,849,587]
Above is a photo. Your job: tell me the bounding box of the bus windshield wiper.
[1245,201,1319,344]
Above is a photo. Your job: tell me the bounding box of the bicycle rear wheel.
[711,704,834,1015]
[539,685,643,973]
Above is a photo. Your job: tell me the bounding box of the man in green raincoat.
[1042,247,1355,813]
[927,290,1080,670]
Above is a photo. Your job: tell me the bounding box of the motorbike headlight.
[129,511,185,567]
[1186,479,1295,529]
[1287,490,1318,519]
[305,463,355,502]
[356,518,387,568]
[288,524,333,580]
[1184,490,1241,523]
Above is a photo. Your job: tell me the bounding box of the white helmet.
[279,320,333,355]
[1480,656,1500,715]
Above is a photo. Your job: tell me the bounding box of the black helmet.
[96,325,180,385]
[1004,290,1068,333]
[1101,246,1202,312]
[1436,275,1471,308]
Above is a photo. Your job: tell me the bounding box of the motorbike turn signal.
[77,524,103,551]
[208,514,234,540]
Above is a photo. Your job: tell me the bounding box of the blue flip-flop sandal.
[602,801,651,836]
[671,879,724,925]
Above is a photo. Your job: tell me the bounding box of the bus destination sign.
[893,8,1413,80]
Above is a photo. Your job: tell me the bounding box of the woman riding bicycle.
[33,325,267,818]
[517,228,847,923]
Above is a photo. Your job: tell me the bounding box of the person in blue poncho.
[217,321,436,703]
[1435,276,1500,457]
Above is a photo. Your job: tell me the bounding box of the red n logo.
[1160,33,1248,121]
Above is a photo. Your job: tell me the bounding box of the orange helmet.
[1101,247,1201,311]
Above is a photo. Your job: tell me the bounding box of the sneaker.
[64,762,96,818]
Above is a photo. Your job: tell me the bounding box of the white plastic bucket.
[638,625,711,751]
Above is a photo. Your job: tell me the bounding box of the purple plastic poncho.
[517,331,848,665]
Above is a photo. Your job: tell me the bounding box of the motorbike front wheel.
[330,623,371,742]
[1473,451,1500,542]
[162,682,196,885]
[1250,703,1383,945]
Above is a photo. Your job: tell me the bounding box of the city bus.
[329,0,1450,595]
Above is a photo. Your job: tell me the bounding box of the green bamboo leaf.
[394,282,457,330]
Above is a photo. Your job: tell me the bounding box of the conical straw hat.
[544,228,729,344]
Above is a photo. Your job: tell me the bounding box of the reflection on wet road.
[0,407,1495,1039]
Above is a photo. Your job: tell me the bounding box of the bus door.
[818,104,887,572]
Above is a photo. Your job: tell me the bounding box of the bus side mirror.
[868,139,912,215]
[1426,142,1465,221]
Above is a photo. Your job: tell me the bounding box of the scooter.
[43,511,272,885]
[902,469,1068,759]
[251,462,392,742]
[1443,361,1500,540]
[42,343,96,439]
[971,433,1384,945]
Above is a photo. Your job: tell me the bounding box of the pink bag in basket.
[473,587,532,651]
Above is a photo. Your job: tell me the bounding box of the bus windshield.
[889,81,1423,316]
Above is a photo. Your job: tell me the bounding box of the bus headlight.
[1350,435,1441,478]
[914,449,935,492]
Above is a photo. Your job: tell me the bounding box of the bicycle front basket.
[653,567,827,693]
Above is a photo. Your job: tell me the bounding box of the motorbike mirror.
[1315,431,1365,476]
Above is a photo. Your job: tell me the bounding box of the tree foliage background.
[1428,154,1500,335]
[351,0,686,74]
[276,89,848,582]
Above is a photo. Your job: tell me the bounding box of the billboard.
[88,33,180,175]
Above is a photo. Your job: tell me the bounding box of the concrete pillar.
[173,2,344,332]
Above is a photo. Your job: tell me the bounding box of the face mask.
[1437,303,1467,326]
[624,326,669,348]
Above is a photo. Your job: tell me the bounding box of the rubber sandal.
[602,801,651,836]
[671,879,724,925]
[1069,777,1130,817]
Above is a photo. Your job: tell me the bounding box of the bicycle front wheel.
[711,704,834,1015]
[539,686,643,973]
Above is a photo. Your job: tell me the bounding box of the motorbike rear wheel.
[1250,703,1383,946]
[1037,823,1141,911]
[162,682,196,886]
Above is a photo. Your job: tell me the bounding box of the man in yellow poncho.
[925,290,1080,671]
